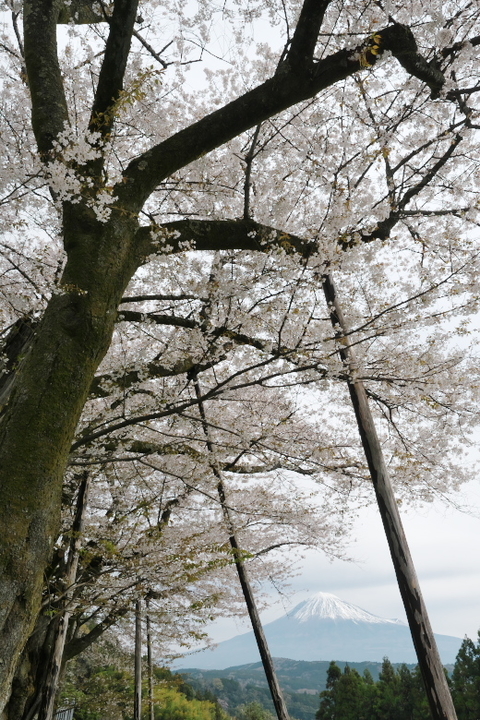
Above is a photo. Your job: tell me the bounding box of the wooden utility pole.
[192,371,291,720]
[134,598,142,720]
[146,598,155,720]
[322,273,457,720]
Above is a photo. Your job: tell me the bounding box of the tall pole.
[191,371,291,720]
[134,598,142,720]
[322,272,457,720]
[146,598,155,720]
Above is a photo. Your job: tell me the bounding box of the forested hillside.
[315,638,480,720]
[181,671,319,720]
[180,632,480,720]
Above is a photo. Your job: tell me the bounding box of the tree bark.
[2,614,56,720]
[218,488,291,720]
[0,207,141,712]
[321,273,458,720]
[57,1,108,24]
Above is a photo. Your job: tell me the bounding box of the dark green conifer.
[451,633,480,720]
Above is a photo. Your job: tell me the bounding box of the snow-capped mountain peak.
[292,592,406,625]
[177,590,462,668]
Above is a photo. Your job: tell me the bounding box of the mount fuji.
[179,592,462,668]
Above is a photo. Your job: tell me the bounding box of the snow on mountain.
[176,591,462,669]
[292,592,406,625]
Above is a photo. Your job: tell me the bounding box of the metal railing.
[54,706,75,720]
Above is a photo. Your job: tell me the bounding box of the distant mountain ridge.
[180,657,421,694]
[178,592,462,668]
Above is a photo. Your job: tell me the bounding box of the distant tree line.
[316,633,480,720]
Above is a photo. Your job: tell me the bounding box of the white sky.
[205,478,480,645]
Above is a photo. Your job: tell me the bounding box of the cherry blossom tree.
[1,0,480,716]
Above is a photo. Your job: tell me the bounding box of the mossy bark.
[0,206,140,712]
[3,613,59,720]
[57,1,108,24]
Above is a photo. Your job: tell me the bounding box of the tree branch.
[89,0,139,140]
[57,0,108,24]
[354,132,464,246]
[134,218,317,258]
[89,354,223,397]
[380,23,445,98]
[117,311,196,328]
[115,23,449,213]
[120,293,202,303]
[23,0,69,156]
[64,605,129,660]
[286,0,332,71]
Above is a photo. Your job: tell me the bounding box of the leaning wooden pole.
[191,371,291,720]
[321,273,457,720]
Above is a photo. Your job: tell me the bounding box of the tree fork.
[321,273,457,720]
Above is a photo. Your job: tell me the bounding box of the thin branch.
[132,30,170,69]
[243,125,262,220]
[11,10,24,58]
[120,293,203,303]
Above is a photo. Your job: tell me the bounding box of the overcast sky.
[206,478,480,645]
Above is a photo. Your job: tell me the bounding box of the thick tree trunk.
[322,273,458,720]
[0,206,140,713]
